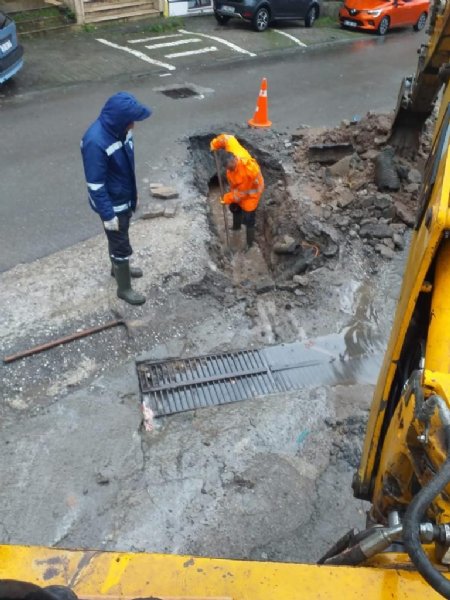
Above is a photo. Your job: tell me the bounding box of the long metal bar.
[3,319,125,364]
[213,151,230,250]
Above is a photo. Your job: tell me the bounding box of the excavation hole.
[160,87,199,99]
[189,130,325,285]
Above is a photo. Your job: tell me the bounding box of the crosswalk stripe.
[178,29,256,57]
[96,38,176,71]
[145,38,202,50]
[165,46,218,58]
[128,34,183,44]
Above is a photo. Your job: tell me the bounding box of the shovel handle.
[213,151,230,249]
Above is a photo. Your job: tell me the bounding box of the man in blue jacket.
[81,92,152,305]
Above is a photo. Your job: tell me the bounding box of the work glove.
[103,216,119,231]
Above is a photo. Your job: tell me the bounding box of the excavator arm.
[391,0,450,150]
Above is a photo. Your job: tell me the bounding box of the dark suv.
[0,10,23,84]
[213,0,320,31]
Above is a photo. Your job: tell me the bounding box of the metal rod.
[213,151,230,250]
[3,319,124,364]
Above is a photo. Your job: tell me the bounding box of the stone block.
[164,205,178,218]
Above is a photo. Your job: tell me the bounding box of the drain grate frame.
[160,87,199,99]
[137,349,290,417]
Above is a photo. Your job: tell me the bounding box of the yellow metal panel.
[425,240,450,373]
[0,545,448,600]
[356,121,450,498]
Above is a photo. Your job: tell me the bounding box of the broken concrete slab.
[141,205,165,219]
[395,201,415,227]
[308,143,354,165]
[151,186,179,200]
[336,187,354,208]
[293,275,309,286]
[328,155,353,178]
[164,205,178,218]
[359,222,394,239]
[273,235,297,255]
[407,168,422,184]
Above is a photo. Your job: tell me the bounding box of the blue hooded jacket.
[81,92,152,221]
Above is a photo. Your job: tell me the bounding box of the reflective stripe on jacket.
[211,134,264,212]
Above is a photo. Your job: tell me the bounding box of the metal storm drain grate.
[136,339,382,418]
[137,349,289,417]
[160,87,199,99]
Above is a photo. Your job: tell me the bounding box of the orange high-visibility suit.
[210,134,264,212]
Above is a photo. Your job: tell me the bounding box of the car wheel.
[304,5,318,27]
[215,12,231,24]
[377,15,389,35]
[252,6,270,31]
[413,11,427,31]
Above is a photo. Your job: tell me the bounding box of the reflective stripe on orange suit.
[210,134,264,212]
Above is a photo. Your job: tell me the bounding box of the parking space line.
[96,38,176,70]
[166,46,218,58]
[145,38,202,50]
[128,34,183,44]
[272,29,307,46]
[178,29,257,57]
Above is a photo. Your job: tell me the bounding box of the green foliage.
[139,17,184,32]
[315,15,340,27]
[10,7,60,21]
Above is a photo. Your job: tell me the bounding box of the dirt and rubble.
[0,113,429,562]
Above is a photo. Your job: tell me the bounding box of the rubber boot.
[113,261,146,305]
[232,210,242,231]
[246,227,256,250]
[111,260,142,278]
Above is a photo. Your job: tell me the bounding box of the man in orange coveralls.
[210,133,264,250]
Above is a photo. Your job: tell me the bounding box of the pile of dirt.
[285,113,426,264]
[194,115,429,302]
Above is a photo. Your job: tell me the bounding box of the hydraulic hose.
[403,395,450,598]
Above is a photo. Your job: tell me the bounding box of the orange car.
[339,0,429,35]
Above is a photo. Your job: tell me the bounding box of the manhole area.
[160,87,199,99]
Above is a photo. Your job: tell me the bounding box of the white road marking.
[145,38,202,50]
[272,28,307,47]
[178,28,256,57]
[128,34,183,44]
[165,46,218,58]
[96,38,176,70]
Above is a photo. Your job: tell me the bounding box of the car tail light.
[243,10,253,16]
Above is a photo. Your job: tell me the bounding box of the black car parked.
[213,0,320,31]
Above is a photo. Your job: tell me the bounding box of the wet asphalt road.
[1,27,424,271]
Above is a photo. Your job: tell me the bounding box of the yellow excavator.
[3,3,450,599]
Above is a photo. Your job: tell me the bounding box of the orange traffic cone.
[248,78,272,128]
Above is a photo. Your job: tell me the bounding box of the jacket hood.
[99,92,152,138]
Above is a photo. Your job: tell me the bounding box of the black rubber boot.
[111,261,142,278]
[113,261,146,305]
[232,210,242,231]
[246,227,256,249]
